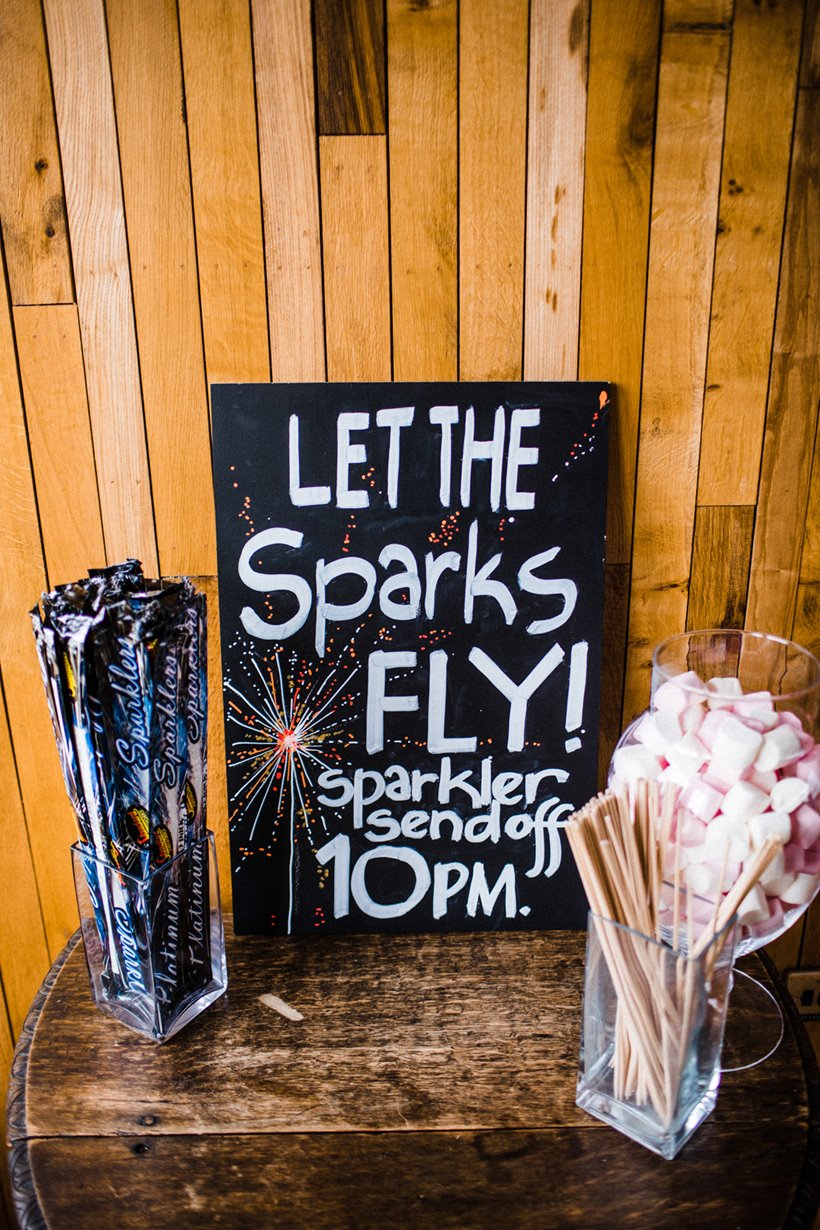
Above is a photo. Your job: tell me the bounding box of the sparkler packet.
[32,561,225,1041]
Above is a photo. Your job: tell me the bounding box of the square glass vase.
[71,830,227,1042]
[576,908,736,1160]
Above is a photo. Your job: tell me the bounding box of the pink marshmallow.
[783,843,806,874]
[793,804,820,849]
[697,708,730,750]
[678,811,708,847]
[747,898,785,940]
[795,746,820,796]
[680,779,724,823]
[803,848,820,874]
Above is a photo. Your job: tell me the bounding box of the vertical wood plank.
[0,688,50,1035]
[315,0,386,135]
[0,986,14,1223]
[686,505,754,631]
[764,924,804,974]
[459,0,529,381]
[800,0,820,86]
[664,0,733,28]
[178,0,270,387]
[793,410,820,655]
[320,136,391,381]
[252,0,325,382]
[43,0,157,572]
[387,0,457,381]
[597,564,630,787]
[0,242,78,959]
[579,0,661,564]
[106,0,214,578]
[191,577,231,910]
[523,0,589,381]
[746,91,820,638]
[0,0,72,304]
[623,31,729,721]
[697,0,802,506]
[14,305,105,586]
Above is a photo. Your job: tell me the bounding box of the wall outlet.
[785,969,820,1017]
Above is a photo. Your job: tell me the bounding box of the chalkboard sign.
[211,383,610,935]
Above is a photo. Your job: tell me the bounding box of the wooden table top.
[6,923,820,1229]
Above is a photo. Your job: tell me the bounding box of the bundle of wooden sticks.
[568,779,782,1124]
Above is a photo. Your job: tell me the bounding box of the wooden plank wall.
[0,0,817,1198]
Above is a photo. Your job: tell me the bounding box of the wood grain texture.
[253,0,325,382]
[13,304,105,586]
[623,31,729,722]
[597,563,629,787]
[801,0,820,86]
[697,0,802,507]
[459,0,529,381]
[42,0,157,572]
[315,0,386,134]
[687,504,754,631]
[579,0,661,565]
[523,0,589,381]
[664,0,734,29]
[0,240,78,963]
[8,930,818,1229]
[387,0,458,381]
[0,694,50,1036]
[746,91,820,638]
[14,931,811,1139]
[21,1121,813,1230]
[178,0,270,387]
[320,136,391,381]
[0,0,72,305]
[106,0,214,578]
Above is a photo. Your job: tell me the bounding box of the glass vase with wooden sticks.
[609,630,820,1069]
[569,783,780,1156]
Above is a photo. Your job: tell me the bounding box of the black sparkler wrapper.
[32,561,225,1040]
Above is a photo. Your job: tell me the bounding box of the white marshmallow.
[680,779,724,823]
[721,780,771,824]
[733,691,779,729]
[748,810,792,847]
[634,710,682,758]
[711,716,764,773]
[685,862,720,896]
[754,724,803,772]
[747,768,778,793]
[780,872,820,906]
[737,884,770,925]
[666,732,708,776]
[661,762,702,789]
[758,847,786,886]
[770,777,811,813]
[612,743,663,784]
[706,676,744,709]
[681,705,706,735]
[703,814,751,864]
[762,873,797,899]
[653,680,692,716]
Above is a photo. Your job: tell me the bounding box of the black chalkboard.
[211,383,610,935]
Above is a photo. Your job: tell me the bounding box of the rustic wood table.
[6,923,820,1229]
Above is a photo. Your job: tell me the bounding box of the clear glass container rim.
[588,904,737,964]
[652,627,820,705]
[71,830,212,886]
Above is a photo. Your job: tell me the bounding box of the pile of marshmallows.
[611,671,820,941]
